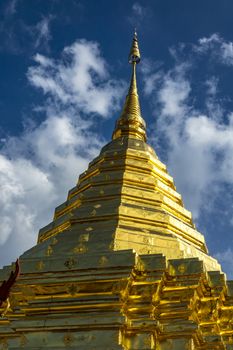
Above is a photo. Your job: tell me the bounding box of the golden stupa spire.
[112,31,147,141]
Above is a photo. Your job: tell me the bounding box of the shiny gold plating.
[0,32,232,349]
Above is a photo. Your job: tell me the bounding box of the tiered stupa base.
[0,249,233,349]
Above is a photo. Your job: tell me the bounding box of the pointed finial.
[112,32,147,142]
[129,30,141,64]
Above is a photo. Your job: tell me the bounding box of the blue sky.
[1,0,233,278]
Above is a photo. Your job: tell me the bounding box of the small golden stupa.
[0,33,233,350]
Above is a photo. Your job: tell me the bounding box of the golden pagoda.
[0,33,233,350]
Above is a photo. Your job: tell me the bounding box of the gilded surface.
[0,33,232,349]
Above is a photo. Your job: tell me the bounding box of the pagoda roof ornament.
[128,30,140,63]
[112,31,147,142]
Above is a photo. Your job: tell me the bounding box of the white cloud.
[132,3,145,18]
[158,67,190,120]
[28,40,125,116]
[128,2,149,26]
[140,59,163,96]
[204,77,224,122]
[205,77,218,96]
[198,33,220,47]
[221,42,233,65]
[0,11,53,54]
[142,36,233,221]
[195,33,233,66]
[34,16,53,49]
[0,39,125,267]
